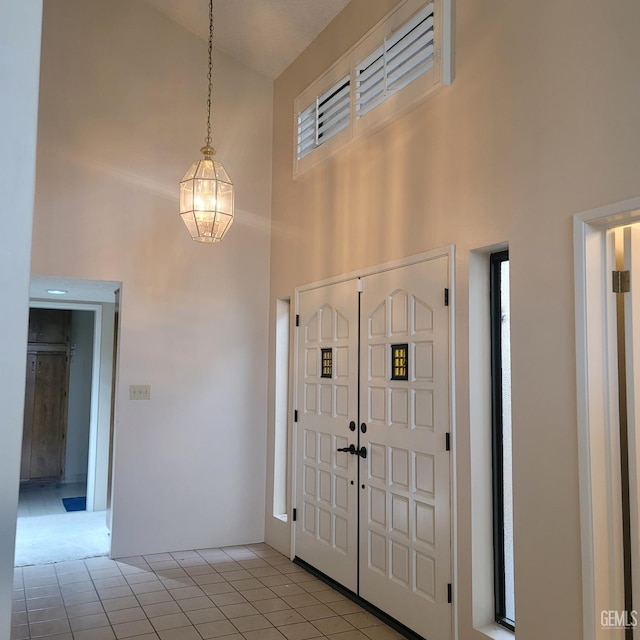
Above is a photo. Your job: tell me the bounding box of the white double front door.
[294,255,452,640]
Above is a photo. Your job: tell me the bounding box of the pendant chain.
[205,0,213,148]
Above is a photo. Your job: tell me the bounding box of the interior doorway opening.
[14,276,120,566]
[574,198,640,640]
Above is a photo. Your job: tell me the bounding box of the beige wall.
[266,0,640,638]
[32,0,273,556]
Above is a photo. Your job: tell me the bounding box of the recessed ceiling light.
[47,289,68,295]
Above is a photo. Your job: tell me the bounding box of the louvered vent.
[294,0,451,174]
[356,3,435,119]
[297,76,350,160]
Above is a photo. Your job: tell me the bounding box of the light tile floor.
[12,544,403,640]
[18,483,87,517]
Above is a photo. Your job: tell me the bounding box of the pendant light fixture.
[179,0,234,243]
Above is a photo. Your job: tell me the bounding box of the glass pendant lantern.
[179,0,234,243]
[180,144,234,243]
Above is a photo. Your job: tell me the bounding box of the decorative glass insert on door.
[391,343,409,380]
[321,348,333,378]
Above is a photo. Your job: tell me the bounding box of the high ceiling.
[140,0,352,80]
[31,1,352,303]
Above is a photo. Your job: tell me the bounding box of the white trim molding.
[574,198,640,640]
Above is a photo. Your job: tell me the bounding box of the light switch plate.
[129,384,151,400]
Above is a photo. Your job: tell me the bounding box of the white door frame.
[29,301,107,513]
[574,197,640,640]
[289,245,457,631]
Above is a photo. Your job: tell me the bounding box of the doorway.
[293,251,454,640]
[14,276,120,565]
[574,199,640,639]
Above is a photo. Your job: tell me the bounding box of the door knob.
[349,421,356,431]
[337,444,356,454]
[358,446,367,459]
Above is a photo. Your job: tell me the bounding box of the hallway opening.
[14,276,120,568]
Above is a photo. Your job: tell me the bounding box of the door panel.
[29,352,69,480]
[21,309,71,483]
[295,280,359,591]
[359,257,451,640]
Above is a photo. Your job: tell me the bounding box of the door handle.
[336,444,366,457]
[337,444,356,454]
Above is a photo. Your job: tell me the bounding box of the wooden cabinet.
[21,309,71,483]
[28,308,70,345]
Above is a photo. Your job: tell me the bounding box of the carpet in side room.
[14,510,110,566]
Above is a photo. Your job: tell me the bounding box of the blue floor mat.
[62,496,86,512]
